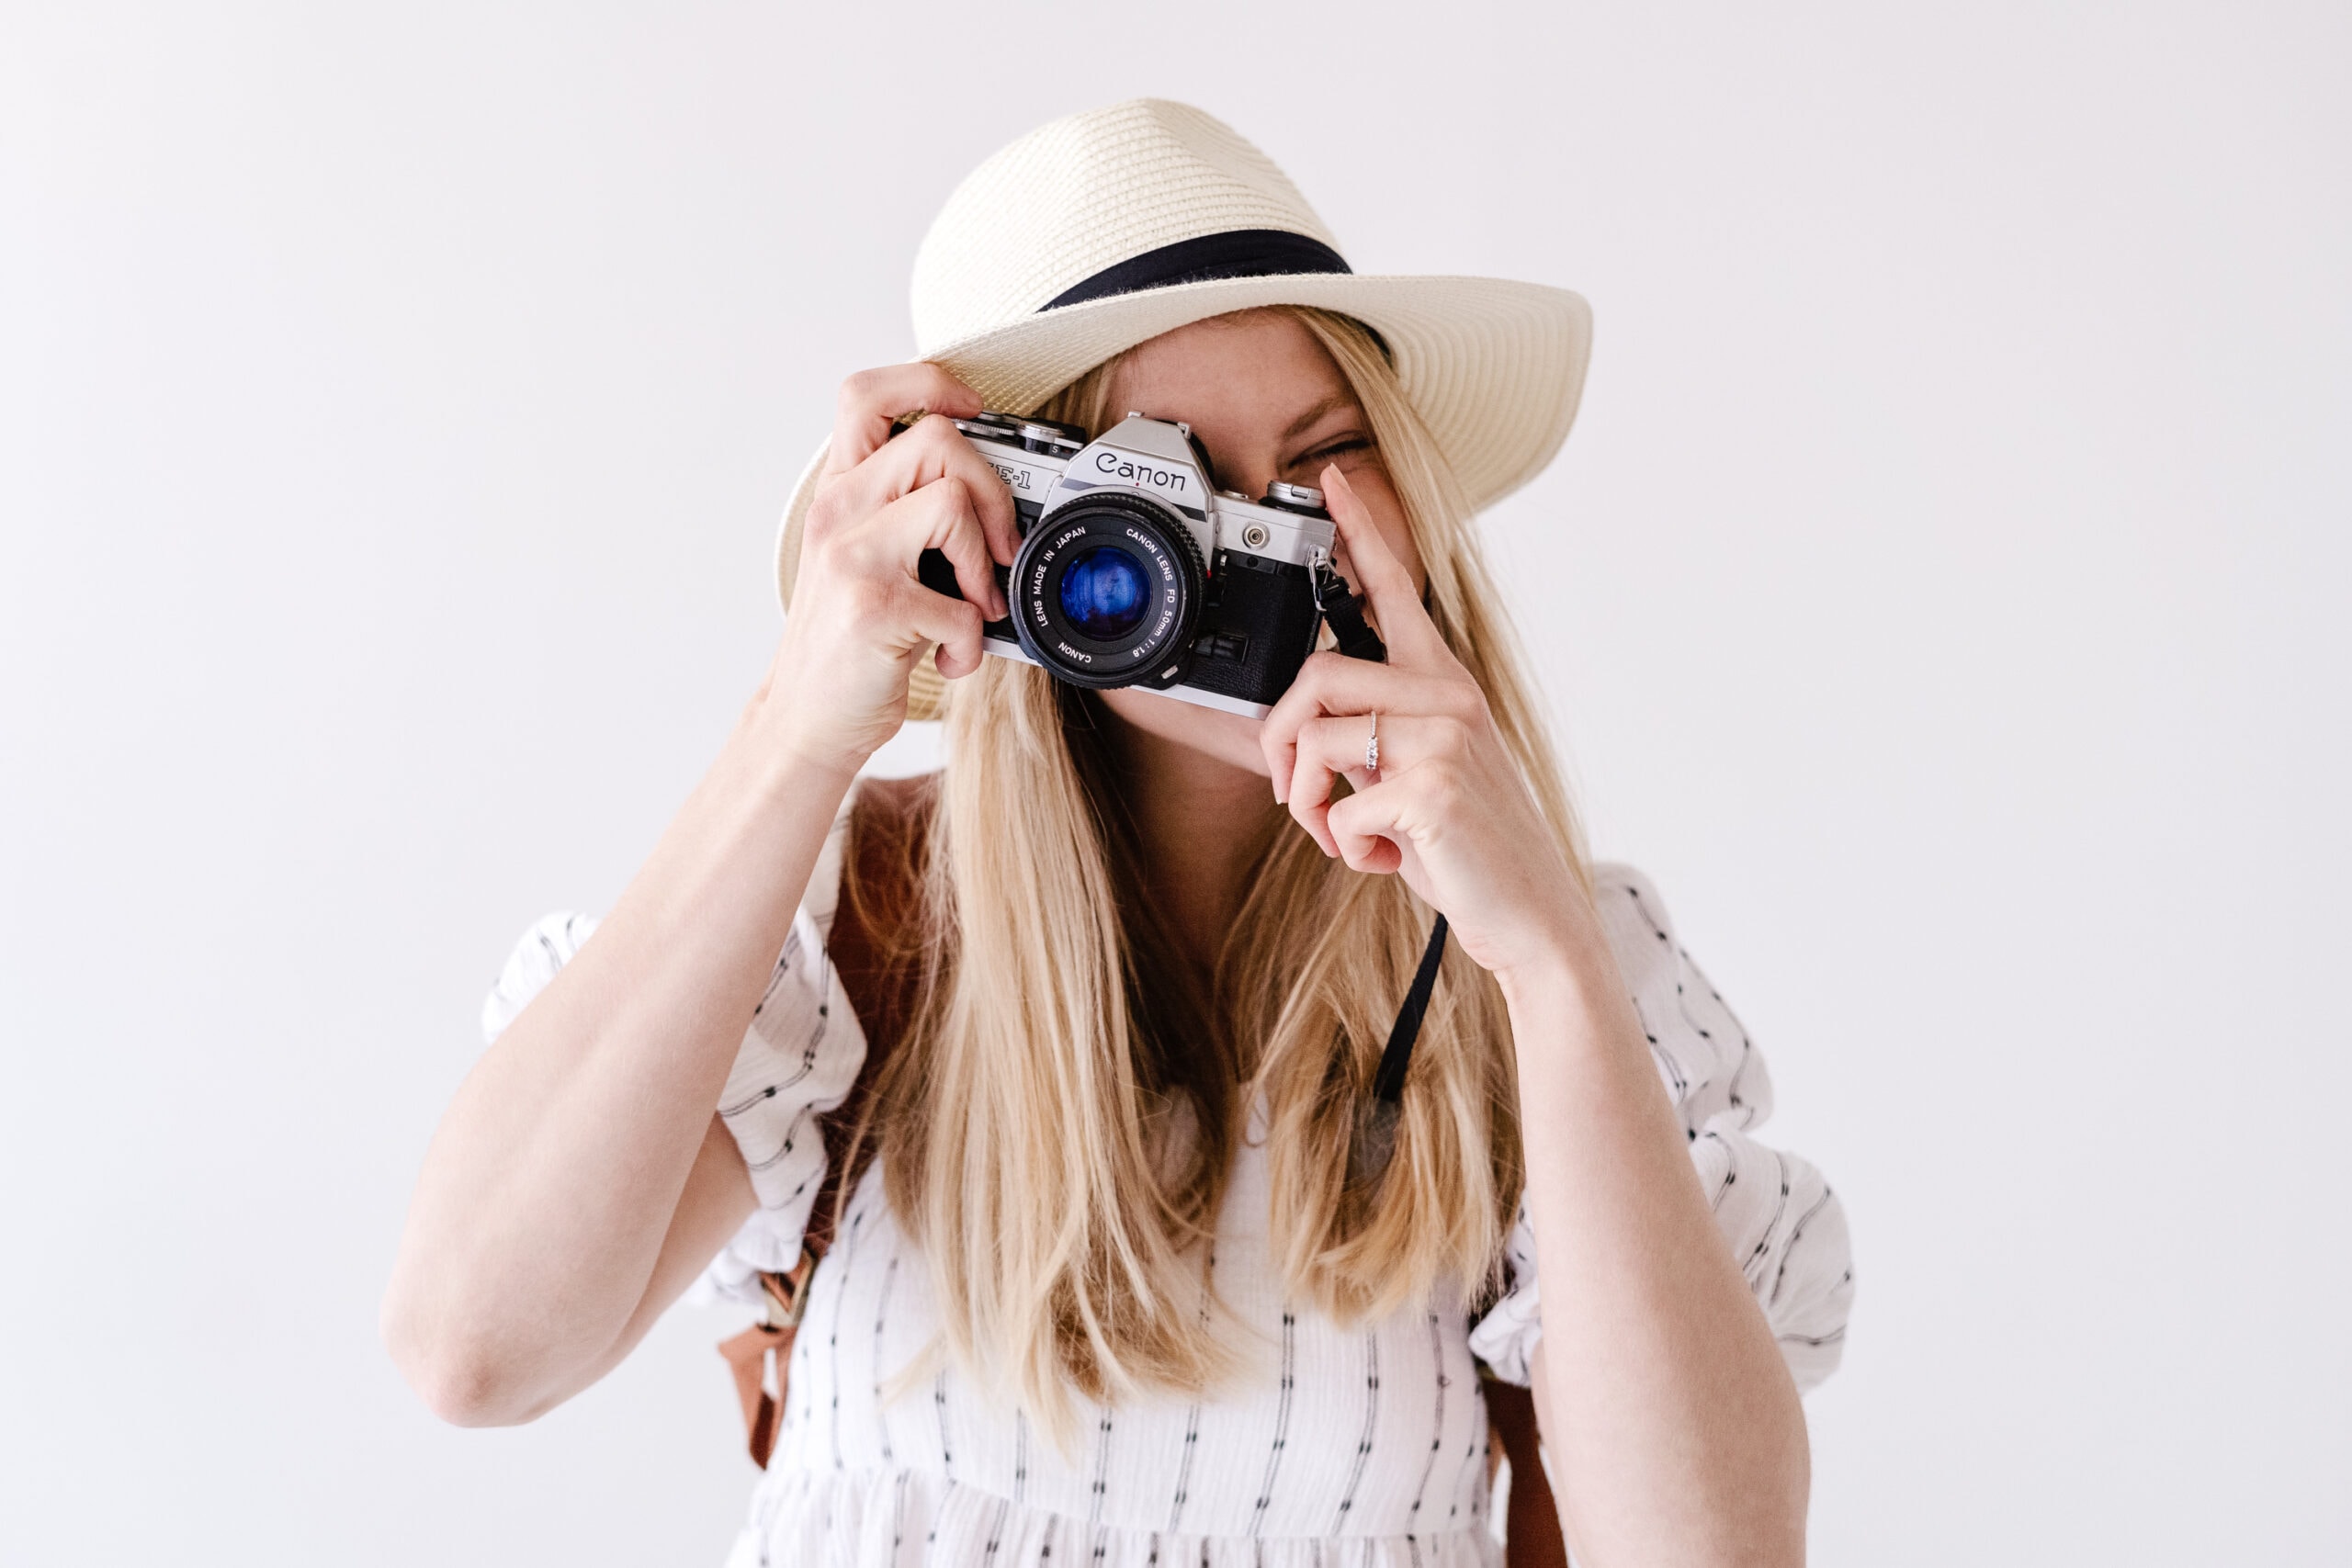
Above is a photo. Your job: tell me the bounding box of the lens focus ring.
[1008,492,1203,688]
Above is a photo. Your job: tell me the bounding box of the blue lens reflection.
[1057,546,1148,640]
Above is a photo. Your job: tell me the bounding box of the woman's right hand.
[759,363,1018,774]
[385,365,1016,1427]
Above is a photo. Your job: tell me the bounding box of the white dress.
[481,800,1854,1568]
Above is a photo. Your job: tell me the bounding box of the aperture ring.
[1009,492,1204,688]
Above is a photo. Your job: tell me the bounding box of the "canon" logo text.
[1094,451,1188,491]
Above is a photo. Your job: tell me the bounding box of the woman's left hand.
[1259,465,1589,988]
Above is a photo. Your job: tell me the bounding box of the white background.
[4,3,2346,1562]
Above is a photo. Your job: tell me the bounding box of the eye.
[1297,434,1374,468]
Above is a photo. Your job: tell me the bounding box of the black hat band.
[1042,230,1352,312]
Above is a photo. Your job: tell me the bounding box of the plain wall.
[3,3,2346,1562]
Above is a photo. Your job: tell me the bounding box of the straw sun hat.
[775,97,1593,720]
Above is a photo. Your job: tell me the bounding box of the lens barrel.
[1008,492,1203,688]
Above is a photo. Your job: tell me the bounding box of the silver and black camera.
[915,412,1352,717]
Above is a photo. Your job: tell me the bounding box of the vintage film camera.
[914,412,1351,717]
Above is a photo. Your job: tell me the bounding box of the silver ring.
[1364,710,1380,773]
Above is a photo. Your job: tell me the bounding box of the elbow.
[379,1290,549,1428]
[1742,1382,1814,1568]
[406,1353,541,1430]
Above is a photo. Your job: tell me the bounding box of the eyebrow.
[1279,392,1358,445]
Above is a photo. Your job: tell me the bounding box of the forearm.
[1502,929,1809,1568]
[383,693,854,1419]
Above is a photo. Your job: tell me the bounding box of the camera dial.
[1260,481,1327,515]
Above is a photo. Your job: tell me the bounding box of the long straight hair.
[837,307,1589,1449]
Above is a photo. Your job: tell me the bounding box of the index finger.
[826,363,986,475]
[825,412,1021,571]
[1321,465,1449,671]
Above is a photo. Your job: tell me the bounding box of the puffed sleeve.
[478,793,869,1309]
[1466,863,1854,1393]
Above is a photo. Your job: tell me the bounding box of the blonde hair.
[839,307,1588,1449]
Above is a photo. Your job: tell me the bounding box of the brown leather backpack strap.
[716,1250,820,1467]
[718,1322,790,1468]
[1483,1373,1570,1568]
[720,777,934,1468]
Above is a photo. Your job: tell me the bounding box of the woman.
[385,99,1852,1568]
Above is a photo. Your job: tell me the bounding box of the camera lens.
[1057,546,1149,640]
[1009,491,1204,688]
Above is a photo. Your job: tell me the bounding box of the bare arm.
[380,722,852,1425]
[467,1113,763,1426]
[381,363,1017,1426]
[1262,468,1808,1564]
[1509,953,1809,1568]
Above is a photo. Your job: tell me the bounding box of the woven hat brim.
[774,270,1592,720]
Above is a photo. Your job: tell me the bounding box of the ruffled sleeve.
[478,793,870,1309]
[1465,863,1854,1393]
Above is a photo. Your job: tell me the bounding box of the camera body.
[915,412,1338,717]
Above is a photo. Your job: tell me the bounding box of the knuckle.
[808,487,860,536]
[925,476,974,520]
[971,466,1014,515]
[1295,651,1340,688]
[807,526,854,574]
[1419,767,1464,817]
[896,478,944,521]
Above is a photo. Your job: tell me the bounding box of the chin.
[1096,687,1272,776]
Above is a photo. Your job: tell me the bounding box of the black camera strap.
[1312,558,1389,663]
[1374,913,1451,1105]
[1346,913,1449,1197]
